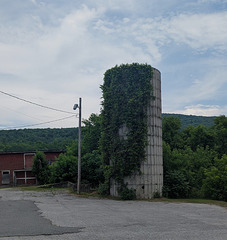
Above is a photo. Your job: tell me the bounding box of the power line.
[0,104,44,121]
[0,90,76,115]
[0,115,78,130]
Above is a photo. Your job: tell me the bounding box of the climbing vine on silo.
[100,63,154,198]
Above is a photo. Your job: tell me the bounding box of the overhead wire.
[0,90,81,129]
[0,104,44,121]
[0,90,76,115]
[0,115,77,130]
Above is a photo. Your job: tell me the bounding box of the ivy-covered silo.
[100,63,163,199]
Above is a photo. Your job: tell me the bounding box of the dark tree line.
[47,114,104,187]
[162,115,227,201]
[1,113,226,201]
[162,113,215,129]
[0,114,213,152]
[31,113,227,201]
[0,128,78,152]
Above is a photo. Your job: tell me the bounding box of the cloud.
[198,0,227,3]
[162,63,227,115]
[187,67,227,101]
[0,1,227,128]
[163,12,227,51]
[91,11,227,65]
[30,0,37,5]
[173,104,227,116]
[0,4,142,125]
[2,5,226,78]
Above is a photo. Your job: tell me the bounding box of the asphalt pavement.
[0,188,226,240]
[0,200,81,237]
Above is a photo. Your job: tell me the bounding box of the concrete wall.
[110,68,163,199]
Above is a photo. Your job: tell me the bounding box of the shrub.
[163,170,189,198]
[118,185,136,200]
[98,183,109,196]
[32,152,50,185]
[202,155,227,201]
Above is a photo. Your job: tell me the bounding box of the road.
[0,188,226,240]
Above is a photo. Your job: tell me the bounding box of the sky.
[0,0,227,129]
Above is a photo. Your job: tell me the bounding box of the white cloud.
[1,5,153,126]
[1,1,227,128]
[91,11,227,65]
[198,0,227,3]
[163,12,227,51]
[30,0,37,5]
[173,104,227,116]
[186,66,227,101]
[162,64,227,115]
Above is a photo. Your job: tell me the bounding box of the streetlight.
[73,97,82,194]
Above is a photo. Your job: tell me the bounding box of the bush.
[119,186,136,200]
[98,183,109,196]
[163,170,189,198]
[153,191,161,198]
[81,150,104,187]
[49,154,77,183]
[32,152,50,185]
[202,155,227,201]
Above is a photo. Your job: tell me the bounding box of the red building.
[0,151,63,186]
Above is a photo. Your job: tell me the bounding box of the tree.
[81,150,104,187]
[82,113,102,154]
[49,141,78,183]
[49,153,78,183]
[162,116,183,149]
[202,155,227,201]
[163,145,216,198]
[49,118,104,187]
[183,125,215,151]
[163,170,190,198]
[213,115,227,157]
[0,128,77,152]
[32,152,50,185]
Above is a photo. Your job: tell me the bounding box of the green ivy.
[100,63,154,198]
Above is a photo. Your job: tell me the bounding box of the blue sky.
[0,0,227,129]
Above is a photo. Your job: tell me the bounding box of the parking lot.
[0,188,226,240]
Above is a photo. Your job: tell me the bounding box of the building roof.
[0,150,65,155]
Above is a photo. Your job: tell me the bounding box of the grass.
[2,186,227,209]
[155,198,227,209]
[76,192,227,208]
[19,185,71,192]
[68,190,227,208]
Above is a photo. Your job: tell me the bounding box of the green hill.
[0,128,78,152]
[0,114,217,152]
[162,113,215,129]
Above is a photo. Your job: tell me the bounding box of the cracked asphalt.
[0,188,226,240]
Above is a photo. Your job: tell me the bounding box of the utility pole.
[73,97,82,194]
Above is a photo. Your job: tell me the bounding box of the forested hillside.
[36,113,227,201]
[162,113,215,129]
[2,112,226,201]
[0,114,215,152]
[0,128,78,152]
[162,114,227,201]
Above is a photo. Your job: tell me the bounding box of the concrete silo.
[109,67,163,199]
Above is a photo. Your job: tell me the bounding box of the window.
[2,170,10,184]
